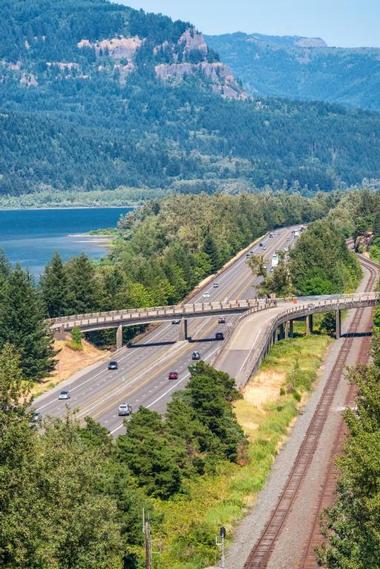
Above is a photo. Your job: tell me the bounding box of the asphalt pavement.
[35,227,299,434]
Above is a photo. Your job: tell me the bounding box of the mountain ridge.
[206,32,380,111]
[0,0,380,196]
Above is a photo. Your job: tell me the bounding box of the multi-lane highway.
[35,227,298,434]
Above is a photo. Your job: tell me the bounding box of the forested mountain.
[1,1,380,196]
[206,32,380,111]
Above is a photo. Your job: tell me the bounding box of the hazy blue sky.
[119,0,380,47]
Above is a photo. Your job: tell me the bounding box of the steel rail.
[243,260,378,569]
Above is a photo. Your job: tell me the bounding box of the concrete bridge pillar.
[289,320,294,338]
[116,324,123,350]
[279,323,285,340]
[305,314,313,335]
[179,319,189,341]
[336,310,342,339]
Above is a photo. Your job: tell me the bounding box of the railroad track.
[243,257,379,569]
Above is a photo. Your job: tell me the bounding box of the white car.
[203,292,211,298]
[58,390,70,401]
[118,403,133,417]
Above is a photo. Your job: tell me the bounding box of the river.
[0,207,133,277]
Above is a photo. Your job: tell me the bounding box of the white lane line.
[74,341,188,418]
[39,231,285,413]
[37,323,176,412]
[109,343,222,436]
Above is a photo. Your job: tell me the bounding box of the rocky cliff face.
[154,30,247,100]
[0,2,246,100]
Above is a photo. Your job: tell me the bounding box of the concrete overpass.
[215,289,379,387]
[49,292,379,349]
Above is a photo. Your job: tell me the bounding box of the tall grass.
[152,334,331,568]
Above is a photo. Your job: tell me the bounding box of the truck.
[271,254,279,269]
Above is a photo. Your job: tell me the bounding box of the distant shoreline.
[68,233,114,245]
[0,205,135,211]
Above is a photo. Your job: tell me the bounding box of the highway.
[35,227,298,434]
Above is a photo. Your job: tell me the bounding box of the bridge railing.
[48,298,276,330]
[231,292,380,386]
[48,292,380,332]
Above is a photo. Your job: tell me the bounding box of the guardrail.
[48,298,277,332]
[48,293,380,334]
[217,292,380,386]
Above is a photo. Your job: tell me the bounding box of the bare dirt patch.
[235,371,286,439]
[32,337,109,397]
[244,370,285,409]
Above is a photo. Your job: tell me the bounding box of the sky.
[119,0,380,48]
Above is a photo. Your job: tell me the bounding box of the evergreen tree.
[319,365,380,568]
[70,326,83,351]
[40,252,70,317]
[0,344,45,568]
[373,211,380,237]
[203,232,220,273]
[0,265,56,381]
[187,363,246,462]
[117,407,184,499]
[66,254,100,315]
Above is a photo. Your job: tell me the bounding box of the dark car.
[30,411,42,425]
[108,361,118,370]
[215,332,224,341]
[58,390,70,401]
[168,371,179,380]
[192,351,201,361]
[172,319,181,325]
[218,317,226,324]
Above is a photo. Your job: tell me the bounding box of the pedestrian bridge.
[49,292,379,348]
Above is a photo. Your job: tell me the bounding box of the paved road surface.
[35,227,298,434]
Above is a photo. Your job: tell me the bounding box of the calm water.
[0,208,132,276]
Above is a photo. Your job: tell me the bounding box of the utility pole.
[216,527,226,569]
[143,509,153,569]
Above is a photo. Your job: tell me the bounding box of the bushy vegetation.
[318,327,380,568]
[1,1,380,195]
[0,353,245,568]
[0,187,170,209]
[152,334,331,567]
[290,219,362,295]
[288,189,380,296]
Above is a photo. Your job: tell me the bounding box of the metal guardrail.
[221,292,380,386]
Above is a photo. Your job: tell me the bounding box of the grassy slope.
[153,334,331,568]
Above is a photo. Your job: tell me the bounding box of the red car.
[168,371,179,380]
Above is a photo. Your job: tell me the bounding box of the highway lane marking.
[109,343,222,435]
[37,329,180,413]
[85,231,294,422]
[107,231,294,434]
[73,340,194,419]
[40,230,293,419]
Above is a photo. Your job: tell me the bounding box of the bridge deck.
[49,293,379,333]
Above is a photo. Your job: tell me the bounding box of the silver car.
[118,403,133,417]
[58,390,70,401]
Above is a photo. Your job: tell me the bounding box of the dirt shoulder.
[32,337,109,398]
